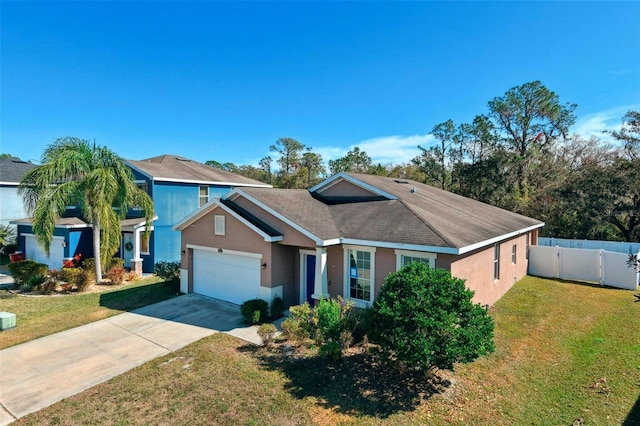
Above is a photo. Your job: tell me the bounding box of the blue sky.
[2,1,639,168]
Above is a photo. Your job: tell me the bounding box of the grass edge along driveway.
[12,276,640,425]
[0,277,180,349]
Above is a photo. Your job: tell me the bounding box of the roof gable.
[126,155,271,188]
[310,172,398,201]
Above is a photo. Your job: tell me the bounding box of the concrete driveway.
[0,294,260,425]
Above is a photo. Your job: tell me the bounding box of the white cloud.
[572,105,640,142]
[318,133,435,166]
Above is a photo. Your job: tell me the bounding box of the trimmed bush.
[154,261,181,282]
[257,323,278,346]
[59,267,82,284]
[369,262,495,373]
[240,298,269,324]
[7,260,48,285]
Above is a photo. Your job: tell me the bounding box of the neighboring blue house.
[13,154,271,272]
[125,154,271,271]
[0,157,36,228]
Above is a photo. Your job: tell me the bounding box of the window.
[494,243,500,280]
[141,233,150,254]
[136,181,149,194]
[395,250,437,270]
[199,185,209,207]
[133,181,149,210]
[511,244,517,264]
[344,246,376,306]
[214,215,225,236]
[526,233,530,260]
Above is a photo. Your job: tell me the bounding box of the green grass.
[13,276,640,425]
[0,277,180,349]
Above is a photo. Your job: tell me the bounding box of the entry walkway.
[0,294,263,425]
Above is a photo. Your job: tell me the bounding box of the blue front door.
[306,254,316,306]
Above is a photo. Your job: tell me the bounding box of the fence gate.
[529,246,639,290]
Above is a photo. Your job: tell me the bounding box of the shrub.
[369,262,495,373]
[240,298,269,324]
[28,274,47,290]
[314,297,356,359]
[257,323,278,346]
[270,296,285,319]
[75,270,91,292]
[82,257,124,276]
[59,267,82,284]
[280,318,307,344]
[288,302,315,337]
[282,298,357,358]
[110,257,125,269]
[154,261,181,282]
[40,278,57,295]
[105,266,126,285]
[7,260,48,285]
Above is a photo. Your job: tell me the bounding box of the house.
[13,154,271,272]
[125,155,272,271]
[0,157,37,228]
[174,172,544,307]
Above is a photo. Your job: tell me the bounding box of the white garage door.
[24,235,65,270]
[192,249,261,305]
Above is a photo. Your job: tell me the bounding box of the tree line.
[207,81,640,243]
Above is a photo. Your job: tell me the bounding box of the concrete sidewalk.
[0,294,264,425]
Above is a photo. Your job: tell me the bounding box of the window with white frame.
[525,233,530,260]
[511,244,517,264]
[344,246,375,305]
[395,250,436,270]
[199,185,209,207]
[214,215,225,236]
[494,243,500,280]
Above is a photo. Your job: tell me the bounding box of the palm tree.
[19,137,154,282]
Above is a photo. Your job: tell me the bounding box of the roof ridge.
[397,199,456,247]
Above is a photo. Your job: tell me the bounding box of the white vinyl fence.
[538,237,640,255]
[529,245,639,290]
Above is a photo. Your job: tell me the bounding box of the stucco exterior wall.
[319,180,377,197]
[449,233,530,306]
[270,244,297,306]
[374,247,396,298]
[326,245,344,298]
[0,186,28,227]
[179,207,271,287]
[232,196,317,247]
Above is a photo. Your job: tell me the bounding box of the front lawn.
[0,276,180,349]
[14,276,640,425]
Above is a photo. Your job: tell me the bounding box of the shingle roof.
[234,173,543,251]
[342,173,543,248]
[236,188,340,240]
[0,158,37,184]
[11,217,89,228]
[126,155,271,187]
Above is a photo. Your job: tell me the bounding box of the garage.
[192,249,261,305]
[24,234,65,270]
